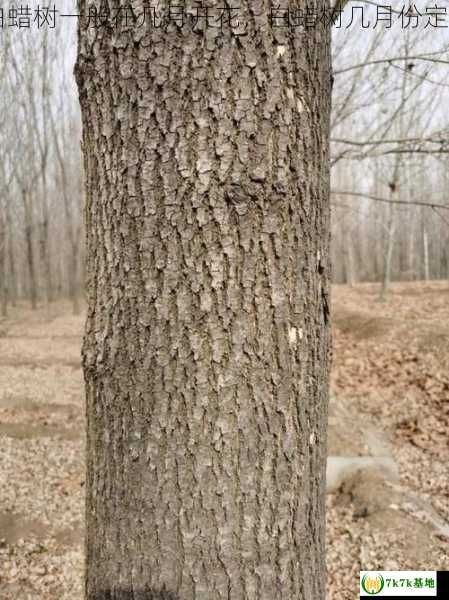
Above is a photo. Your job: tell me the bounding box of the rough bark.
[76,2,331,599]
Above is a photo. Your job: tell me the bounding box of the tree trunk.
[76,4,331,599]
[69,237,80,315]
[48,94,81,314]
[23,190,38,310]
[341,208,355,286]
[423,229,430,282]
[0,208,7,317]
[25,223,38,310]
[39,214,53,303]
[5,200,17,306]
[380,202,395,300]
[407,208,416,281]
[422,207,430,282]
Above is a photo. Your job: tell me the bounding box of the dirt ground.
[328,281,449,598]
[0,303,85,599]
[0,282,448,599]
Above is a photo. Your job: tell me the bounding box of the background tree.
[2,4,449,313]
[75,1,332,598]
[331,8,449,289]
[0,16,82,313]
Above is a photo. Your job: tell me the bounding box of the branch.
[334,53,449,76]
[332,134,449,147]
[331,190,449,211]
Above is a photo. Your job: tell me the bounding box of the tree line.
[1,11,449,318]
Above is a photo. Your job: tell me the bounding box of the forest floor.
[0,281,448,599]
[328,282,449,597]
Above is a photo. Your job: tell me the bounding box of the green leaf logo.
[362,573,385,595]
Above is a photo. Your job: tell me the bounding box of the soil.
[327,281,449,598]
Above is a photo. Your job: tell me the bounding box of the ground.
[0,282,448,599]
[328,282,449,598]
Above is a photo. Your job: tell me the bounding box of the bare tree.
[1,18,83,309]
[331,15,449,288]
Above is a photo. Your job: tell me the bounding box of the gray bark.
[76,2,332,599]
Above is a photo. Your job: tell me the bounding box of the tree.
[75,2,332,599]
[0,21,83,311]
[330,16,449,288]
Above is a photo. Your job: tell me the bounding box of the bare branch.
[332,190,449,211]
